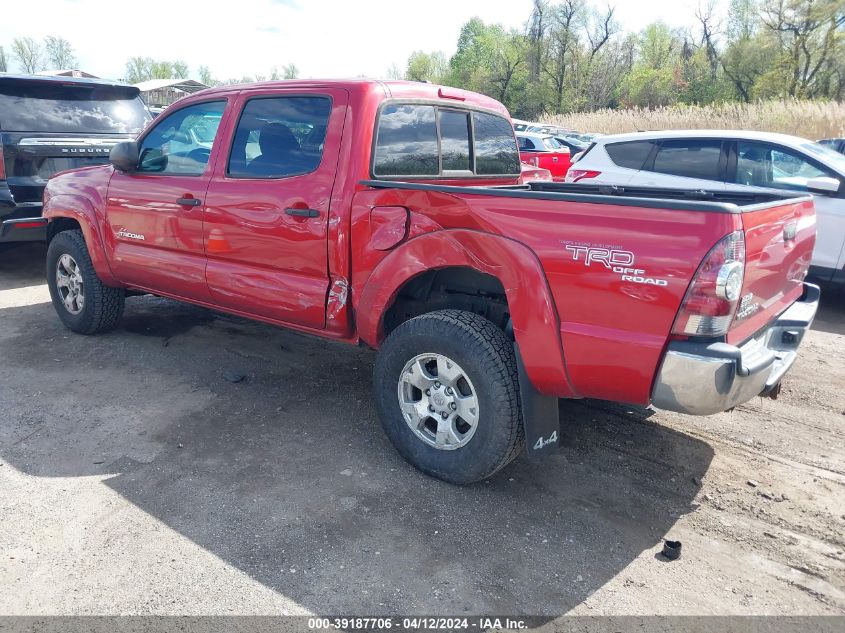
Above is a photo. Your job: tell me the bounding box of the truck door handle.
[285,208,320,218]
[177,197,202,206]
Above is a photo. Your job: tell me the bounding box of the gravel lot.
[1,242,843,618]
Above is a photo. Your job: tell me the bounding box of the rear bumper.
[1,182,45,242]
[651,283,820,415]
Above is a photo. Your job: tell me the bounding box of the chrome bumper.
[652,283,820,415]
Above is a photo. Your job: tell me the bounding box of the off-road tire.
[374,309,524,484]
[47,230,125,334]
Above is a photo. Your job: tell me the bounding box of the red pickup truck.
[42,80,820,484]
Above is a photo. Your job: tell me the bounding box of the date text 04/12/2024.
[307,617,529,630]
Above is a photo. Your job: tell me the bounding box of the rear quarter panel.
[728,197,816,344]
[352,185,741,404]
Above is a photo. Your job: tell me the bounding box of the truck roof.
[189,79,510,117]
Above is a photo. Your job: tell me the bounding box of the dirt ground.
[0,242,843,618]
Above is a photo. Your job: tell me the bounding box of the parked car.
[42,80,818,483]
[0,74,151,244]
[566,130,845,285]
[512,118,532,133]
[519,162,553,183]
[516,132,571,180]
[553,135,589,154]
[818,138,845,155]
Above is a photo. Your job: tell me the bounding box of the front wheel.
[373,310,524,484]
[46,230,125,334]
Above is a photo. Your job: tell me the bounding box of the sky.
[0,0,711,82]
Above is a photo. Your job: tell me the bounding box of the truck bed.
[354,179,816,404]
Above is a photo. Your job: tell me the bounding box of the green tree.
[447,19,528,110]
[756,0,845,98]
[198,65,214,85]
[172,60,189,79]
[405,50,449,83]
[618,65,677,107]
[44,36,76,69]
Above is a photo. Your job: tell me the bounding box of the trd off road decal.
[563,241,668,287]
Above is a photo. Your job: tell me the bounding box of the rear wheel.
[47,230,125,334]
[374,310,524,484]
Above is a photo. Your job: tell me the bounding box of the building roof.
[133,78,209,93]
[36,69,99,78]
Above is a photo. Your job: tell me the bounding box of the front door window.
[137,101,226,175]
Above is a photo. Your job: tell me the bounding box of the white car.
[566,130,845,283]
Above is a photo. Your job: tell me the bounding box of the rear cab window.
[373,103,519,178]
[518,137,536,151]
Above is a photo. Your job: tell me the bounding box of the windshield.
[802,142,845,173]
[0,82,150,133]
[543,137,561,150]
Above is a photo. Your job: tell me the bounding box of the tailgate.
[728,196,816,344]
[536,152,570,179]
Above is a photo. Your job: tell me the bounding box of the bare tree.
[542,0,580,113]
[0,46,7,73]
[527,0,548,84]
[44,36,77,69]
[695,1,720,80]
[587,4,617,60]
[12,37,43,74]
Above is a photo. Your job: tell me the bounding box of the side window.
[137,101,226,175]
[605,141,655,170]
[518,137,535,151]
[734,141,832,191]
[227,95,331,179]
[373,104,438,176]
[473,112,520,174]
[651,139,723,180]
[439,110,471,172]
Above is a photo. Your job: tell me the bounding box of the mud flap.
[515,343,560,458]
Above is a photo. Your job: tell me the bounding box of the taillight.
[567,169,601,182]
[0,144,5,180]
[672,231,746,337]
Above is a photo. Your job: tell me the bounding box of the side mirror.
[806,176,841,195]
[110,141,139,173]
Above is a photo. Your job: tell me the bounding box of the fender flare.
[356,229,575,397]
[43,195,119,286]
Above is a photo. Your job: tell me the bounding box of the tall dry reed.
[542,100,845,140]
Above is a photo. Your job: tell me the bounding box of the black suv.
[0,74,151,244]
